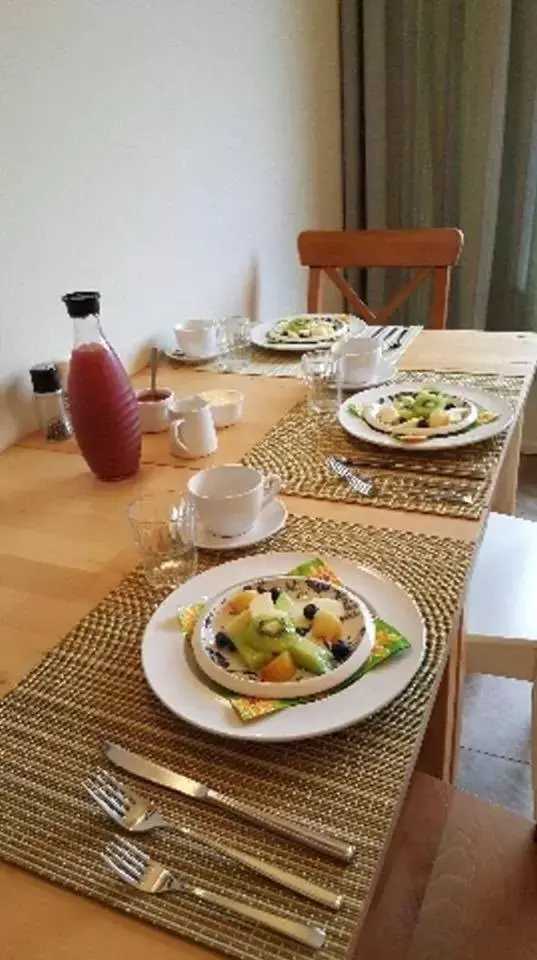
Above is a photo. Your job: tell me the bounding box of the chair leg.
[491,413,523,516]
[531,679,537,820]
[307,267,322,312]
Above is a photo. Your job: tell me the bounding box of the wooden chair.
[357,771,537,960]
[297,228,464,329]
[465,511,537,816]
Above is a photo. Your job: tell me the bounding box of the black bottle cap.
[29,362,62,394]
[62,291,100,317]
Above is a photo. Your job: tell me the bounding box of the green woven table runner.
[0,514,473,960]
[243,372,526,520]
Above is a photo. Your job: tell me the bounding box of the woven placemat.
[169,327,423,378]
[0,514,472,960]
[243,372,526,520]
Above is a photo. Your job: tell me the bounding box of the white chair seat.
[466,511,537,813]
[467,512,537,646]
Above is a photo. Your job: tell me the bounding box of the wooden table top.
[2,328,537,960]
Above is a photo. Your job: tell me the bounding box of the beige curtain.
[340,0,537,331]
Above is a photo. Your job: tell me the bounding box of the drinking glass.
[301,350,339,414]
[220,315,252,371]
[128,493,197,590]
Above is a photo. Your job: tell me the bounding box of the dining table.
[2,327,537,960]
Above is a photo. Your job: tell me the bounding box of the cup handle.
[169,420,191,458]
[262,472,282,508]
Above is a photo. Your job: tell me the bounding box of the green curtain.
[341,0,537,331]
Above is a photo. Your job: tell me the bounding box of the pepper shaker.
[29,362,73,441]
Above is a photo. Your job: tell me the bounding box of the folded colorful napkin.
[177,557,411,723]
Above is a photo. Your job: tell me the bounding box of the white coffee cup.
[337,335,374,355]
[174,319,220,358]
[336,338,382,383]
[169,395,217,459]
[187,464,281,537]
[136,387,174,433]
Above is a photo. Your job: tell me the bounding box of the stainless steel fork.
[85,767,341,910]
[327,456,475,505]
[101,835,326,949]
[326,456,375,495]
[384,328,409,351]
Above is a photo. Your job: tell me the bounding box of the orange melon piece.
[260,650,296,683]
[226,590,258,614]
[312,609,343,643]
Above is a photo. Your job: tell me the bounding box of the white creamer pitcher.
[169,395,217,459]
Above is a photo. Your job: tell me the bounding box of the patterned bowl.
[362,388,478,438]
[191,575,375,699]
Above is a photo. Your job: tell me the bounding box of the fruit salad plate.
[249,314,365,352]
[191,575,375,698]
[141,552,425,742]
[338,380,513,451]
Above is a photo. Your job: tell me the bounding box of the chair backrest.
[297,228,464,329]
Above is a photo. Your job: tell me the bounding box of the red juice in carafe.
[63,292,141,481]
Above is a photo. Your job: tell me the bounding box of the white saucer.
[336,357,397,391]
[166,348,221,365]
[195,498,287,551]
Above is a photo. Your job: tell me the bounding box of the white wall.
[0,0,342,450]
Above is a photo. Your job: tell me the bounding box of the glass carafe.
[63,291,141,480]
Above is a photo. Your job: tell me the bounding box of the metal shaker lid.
[29,362,62,394]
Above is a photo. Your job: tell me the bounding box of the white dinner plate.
[338,380,513,451]
[141,552,425,742]
[249,314,366,353]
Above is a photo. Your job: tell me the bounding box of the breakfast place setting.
[3,277,537,960]
[165,310,422,379]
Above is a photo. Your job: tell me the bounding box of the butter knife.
[104,742,355,863]
[335,455,488,482]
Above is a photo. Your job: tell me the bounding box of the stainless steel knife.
[334,455,488,481]
[104,742,355,863]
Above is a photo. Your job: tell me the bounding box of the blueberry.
[332,640,351,662]
[215,631,233,649]
[270,587,281,604]
[209,649,229,668]
[296,626,310,636]
[307,579,330,592]
[303,603,318,621]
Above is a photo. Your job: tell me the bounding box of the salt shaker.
[29,362,73,441]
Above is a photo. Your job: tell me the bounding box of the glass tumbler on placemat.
[301,350,339,414]
[128,494,197,590]
[220,315,253,370]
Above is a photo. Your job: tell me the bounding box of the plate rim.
[338,379,513,451]
[250,315,366,353]
[141,551,426,742]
